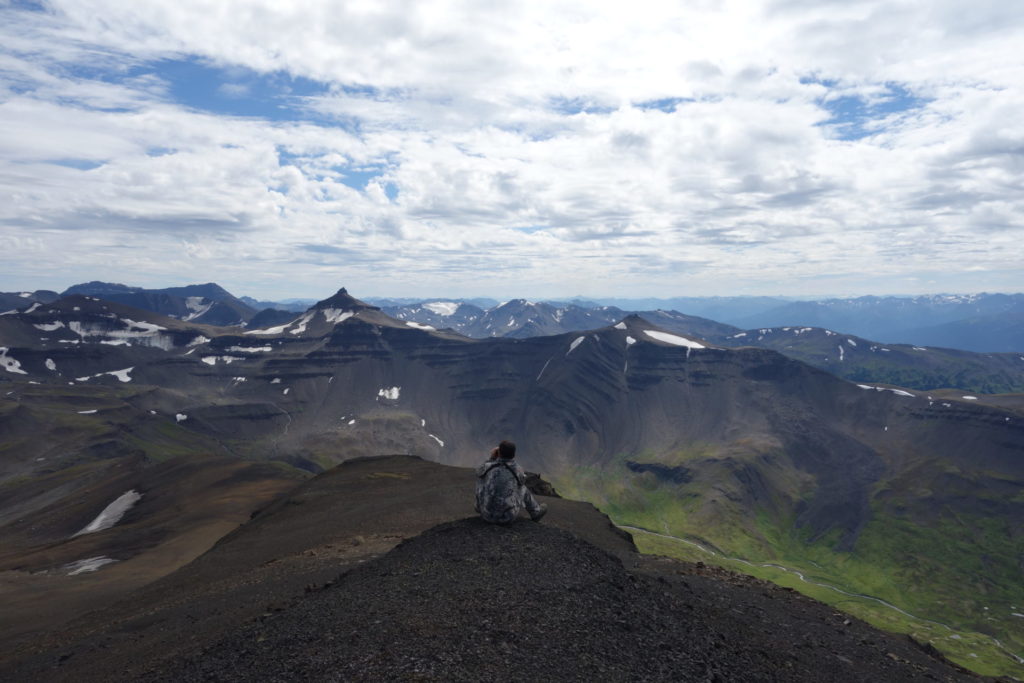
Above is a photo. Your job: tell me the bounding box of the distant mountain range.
[729,294,1024,353]
[4,283,1022,393]
[374,293,1024,352]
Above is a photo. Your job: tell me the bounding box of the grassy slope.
[552,455,1024,679]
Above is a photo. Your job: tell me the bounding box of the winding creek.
[618,524,1024,667]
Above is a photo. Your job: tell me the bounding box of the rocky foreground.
[1,456,986,682]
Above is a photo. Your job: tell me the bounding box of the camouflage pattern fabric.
[475,458,543,524]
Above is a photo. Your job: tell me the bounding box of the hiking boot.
[531,504,548,522]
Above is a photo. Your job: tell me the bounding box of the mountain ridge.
[0,456,981,683]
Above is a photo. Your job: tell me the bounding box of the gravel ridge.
[144,518,980,682]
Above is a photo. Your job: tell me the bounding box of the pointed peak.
[312,288,378,312]
[612,314,656,330]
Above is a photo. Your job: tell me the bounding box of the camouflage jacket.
[475,458,528,524]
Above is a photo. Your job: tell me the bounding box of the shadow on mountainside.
[1,456,986,682]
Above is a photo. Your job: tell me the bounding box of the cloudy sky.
[1,0,1022,300]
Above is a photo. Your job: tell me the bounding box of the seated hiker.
[475,440,547,524]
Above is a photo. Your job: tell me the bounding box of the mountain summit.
[0,456,976,682]
[311,287,379,312]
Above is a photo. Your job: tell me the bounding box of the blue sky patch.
[548,96,616,116]
[151,58,329,121]
[634,97,693,113]
[339,165,387,191]
[806,79,931,140]
[48,159,105,170]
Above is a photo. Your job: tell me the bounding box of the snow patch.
[34,321,65,331]
[227,345,272,353]
[732,332,746,338]
[0,347,27,374]
[643,330,705,349]
[613,322,627,330]
[77,409,97,414]
[846,339,857,347]
[107,367,133,382]
[187,335,210,347]
[175,413,187,422]
[626,336,636,345]
[378,386,400,400]
[18,292,31,298]
[67,318,172,349]
[288,311,315,335]
[100,340,130,346]
[406,321,435,330]
[282,388,290,395]
[321,308,355,324]
[912,347,927,351]
[24,302,41,314]
[201,356,238,365]
[348,419,356,425]
[122,318,165,333]
[857,384,915,398]
[45,358,57,371]
[73,490,142,537]
[423,301,459,316]
[429,434,445,447]
[962,396,978,400]
[536,358,552,381]
[567,336,586,355]
[244,320,294,335]
[183,297,213,321]
[270,378,281,384]
[838,345,845,362]
[65,556,118,576]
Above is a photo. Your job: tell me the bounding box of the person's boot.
[531,504,548,522]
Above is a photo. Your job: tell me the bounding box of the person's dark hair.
[497,440,516,459]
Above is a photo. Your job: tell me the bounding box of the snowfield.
[857,385,915,398]
[643,330,705,349]
[423,301,459,316]
[0,347,27,374]
[64,556,118,576]
[73,490,143,537]
[321,308,355,324]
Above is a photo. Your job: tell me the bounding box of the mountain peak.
[312,287,378,312]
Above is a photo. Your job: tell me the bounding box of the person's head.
[497,440,516,459]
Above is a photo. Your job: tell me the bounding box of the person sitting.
[475,440,547,524]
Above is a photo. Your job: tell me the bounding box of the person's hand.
[490,447,499,460]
